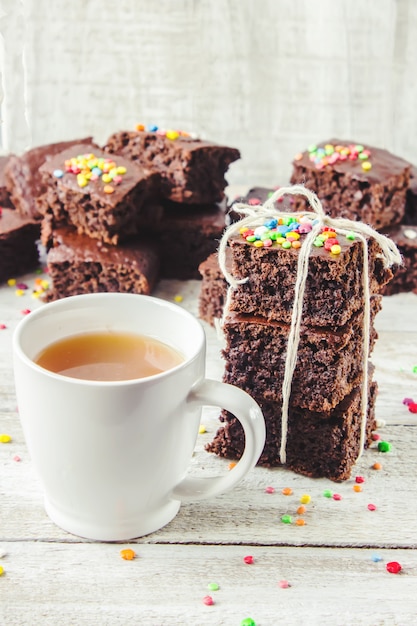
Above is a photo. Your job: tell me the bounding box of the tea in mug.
[34,331,184,381]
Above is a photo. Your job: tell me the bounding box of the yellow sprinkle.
[77,174,88,188]
[7,279,16,287]
[362,161,372,171]
[0,434,12,443]
[116,166,127,175]
[103,185,114,194]
[166,130,180,140]
[300,494,311,504]
[240,227,249,234]
[174,295,183,303]
[330,244,342,255]
[253,240,264,247]
[198,425,206,434]
[32,291,41,299]
[15,289,25,297]
[41,280,49,289]
[228,462,237,470]
[0,565,4,576]
[102,173,112,183]
[120,548,136,560]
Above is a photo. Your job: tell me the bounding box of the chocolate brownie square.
[206,377,377,481]
[380,225,417,295]
[4,137,96,220]
[222,300,380,412]
[36,144,159,245]
[105,128,240,204]
[227,229,391,328]
[44,227,159,301]
[290,140,410,229]
[0,208,40,283]
[150,201,226,279]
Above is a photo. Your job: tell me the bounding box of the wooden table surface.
[1,269,417,626]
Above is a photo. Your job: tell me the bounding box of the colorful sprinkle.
[297,505,306,515]
[278,580,291,588]
[7,278,16,286]
[403,397,414,405]
[300,143,372,171]
[265,486,275,494]
[295,518,306,526]
[300,494,311,504]
[386,561,402,574]
[378,441,392,452]
[281,515,292,524]
[198,425,206,434]
[367,503,377,511]
[323,490,332,498]
[13,455,21,462]
[228,462,237,470]
[203,595,214,606]
[21,309,31,315]
[0,566,4,576]
[0,324,6,330]
[243,555,254,564]
[372,553,382,562]
[241,619,256,626]
[355,476,365,484]
[282,487,293,496]
[371,432,381,440]
[372,462,382,470]
[207,582,219,591]
[174,294,183,303]
[120,548,136,560]
[333,493,342,501]
[353,485,362,493]
[408,402,417,414]
[0,434,12,443]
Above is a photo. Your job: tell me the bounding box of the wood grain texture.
[1,0,417,184]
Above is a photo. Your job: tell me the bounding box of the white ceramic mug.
[13,293,265,541]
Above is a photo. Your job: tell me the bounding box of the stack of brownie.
[205,189,396,481]
[2,127,239,296]
[289,140,416,296]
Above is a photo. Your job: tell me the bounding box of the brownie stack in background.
[290,140,417,296]
[206,209,394,480]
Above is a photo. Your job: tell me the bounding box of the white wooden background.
[1,0,417,186]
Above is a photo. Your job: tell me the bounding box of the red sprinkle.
[21,309,31,315]
[203,595,214,606]
[0,324,6,330]
[333,493,342,501]
[367,503,377,511]
[248,197,261,206]
[244,555,254,564]
[403,397,414,405]
[265,486,275,494]
[371,433,381,440]
[278,580,291,588]
[408,402,417,414]
[386,561,402,574]
[355,476,365,484]
[13,455,21,462]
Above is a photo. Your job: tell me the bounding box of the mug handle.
[171,379,266,501]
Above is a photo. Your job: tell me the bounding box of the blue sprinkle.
[371,553,383,562]
[92,167,102,176]
[53,169,64,178]
[277,225,290,235]
[148,125,159,132]
[265,219,278,229]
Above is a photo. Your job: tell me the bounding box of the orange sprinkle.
[282,487,293,496]
[353,485,362,493]
[295,518,306,526]
[373,462,382,470]
[291,240,301,249]
[136,124,145,131]
[103,185,114,194]
[228,462,237,470]
[297,505,306,515]
[120,548,136,560]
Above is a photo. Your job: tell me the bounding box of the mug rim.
[12,292,205,387]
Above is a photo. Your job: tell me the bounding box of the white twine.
[218,185,402,465]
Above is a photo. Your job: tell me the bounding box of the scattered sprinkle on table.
[207,582,219,591]
[367,503,377,511]
[372,462,382,470]
[243,555,254,564]
[241,619,256,626]
[0,323,6,330]
[120,548,136,560]
[21,309,31,316]
[281,514,292,524]
[353,485,362,493]
[297,505,306,515]
[0,434,12,443]
[228,461,237,470]
[300,494,311,504]
[265,486,275,494]
[333,493,342,500]
[386,561,402,574]
[323,490,332,498]
[203,595,214,606]
[372,553,382,562]
[282,487,293,496]
[355,475,365,483]
[378,441,392,452]
[278,580,291,588]
[408,402,417,414]
[403,397,414,405]
[295,518,306,526]
[198,425,206,434]
[174,294,183,303]
[0,566,4,576]
[13,455,21,462]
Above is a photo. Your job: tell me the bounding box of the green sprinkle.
[346,231,356,240]
[241,620,256,626]
[281,240,291,249]
[281,514,292,524]
[246,235,256,242]
[308,144,317,153]
[325,145,334,155]
[378,441,391,453]
[35,268,43,274]
[313,238,324,247]
[412,366,417,374]
[359,152,369,160]
[355,144,364,152]
[323,489,332,498]
[207,582,219,591]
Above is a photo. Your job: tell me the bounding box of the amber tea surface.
[34,331,184,381]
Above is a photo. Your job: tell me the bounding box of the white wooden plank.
[0,542,416,626]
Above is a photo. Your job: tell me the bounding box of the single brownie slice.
[44,227,159,301]
[380,225,417,295]
[290,140,411,229]
[405,166,417,225]
[0,208,40,283]
[228,226,391,328]
[206,377,377,481]
[4,137,96,220]
[222,300,380,412]
[149,201,226,279]
[37,144,159,245]
[0,156,15,208]
[198,248,232,325]
[105,128,240,204]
